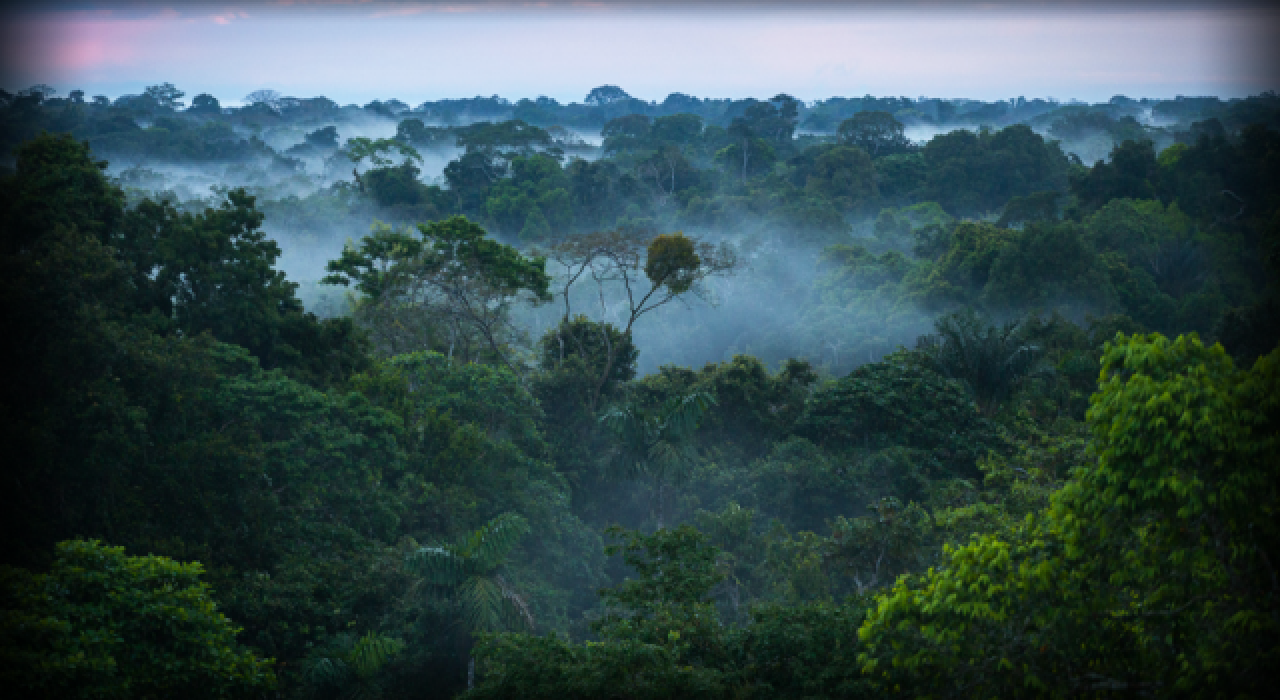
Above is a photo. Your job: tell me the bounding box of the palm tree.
[300,632,404,700]
[404,513,533,689]
[916,309,1050,415]
[600,391,715,528]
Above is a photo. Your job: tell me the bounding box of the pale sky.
[3,1,1277,105]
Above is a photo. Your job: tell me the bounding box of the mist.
[7,1,1280,695]
[44,85,1235,379]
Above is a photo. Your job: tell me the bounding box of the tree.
[469,526,729,699]
[921,124,1070,216]
[802,144,879,213]
[405,514,533,689]
[996,190,1061,227]
[306,125,340,149]
[857,334,1280,696]
[650,113,703,145]
[637,145,695,208]
[143,82,185,109]
[600,391,716,528]
[601,114,652,154]
[300,632,405,700]
[585,85,632,106]
[344,137,422,193]
[243,89,283,110]
[915,309,1049,415]
[829,497,932,594]
[520,206,552,242]
[539,315,639,385]
[0,540,276,699]
[837,111,912,156]
[725,116,758,180]
[456,120,555,161]
[187,93,221,114]
[395,117,434,146]
[21,84,56,100]
[545,229,737,409]
[116,187,368,382]
[324,217,551,369]
[796,350,1005,469]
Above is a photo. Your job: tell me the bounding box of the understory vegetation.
[2,85,1278,697]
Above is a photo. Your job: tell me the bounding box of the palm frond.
[918,310,1048,411]
[660,391,715,440]
[646,440,698,485]
[600,405,654,478]
[459,576,506,634]
[495,574,535,631]
[465,513,529,572]
[303,655,351,689]
[404,545,469,585]
[347,632,404,679]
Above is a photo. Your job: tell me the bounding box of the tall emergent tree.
[544,229,736,409]
[324,216,551,369]
[344,137,423,193]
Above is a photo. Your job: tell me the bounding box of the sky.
[2,1,1278,106]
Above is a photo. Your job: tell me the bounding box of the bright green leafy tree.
[857,334,1280,696]
[0,540,276,699]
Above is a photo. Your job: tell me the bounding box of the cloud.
[211,10,250,24]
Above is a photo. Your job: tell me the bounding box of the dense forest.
[1,82,1278,697]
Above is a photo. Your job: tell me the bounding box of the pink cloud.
[5,13,164,75]
[211,10,250,25]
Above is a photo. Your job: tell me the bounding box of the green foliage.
[346,137,422,170]
[601,526,724,613]
[1069,138,1160,213]
[5,89,1279,699]
[1,133,123,249]
[684,355,816,459]
[797,352,1004,472]
[836,110,912,157]
[325,217,550,363]
[644,232,701,294]
[1,540,276,699]
[800,144,879,213]
[456,120,555,161]
[921,124,1070,216]
[996,189,1061,227]
[406,514,534,636]
[916,309,1051,414]
[857,334,1280,695]
[829,497,933,594]
[469,524,878,698]
[301,632,405,700]
[601,391,716,527]
[539,316,639,386]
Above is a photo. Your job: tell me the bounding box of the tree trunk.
[656,481,666,530]
[468,655,475,690]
